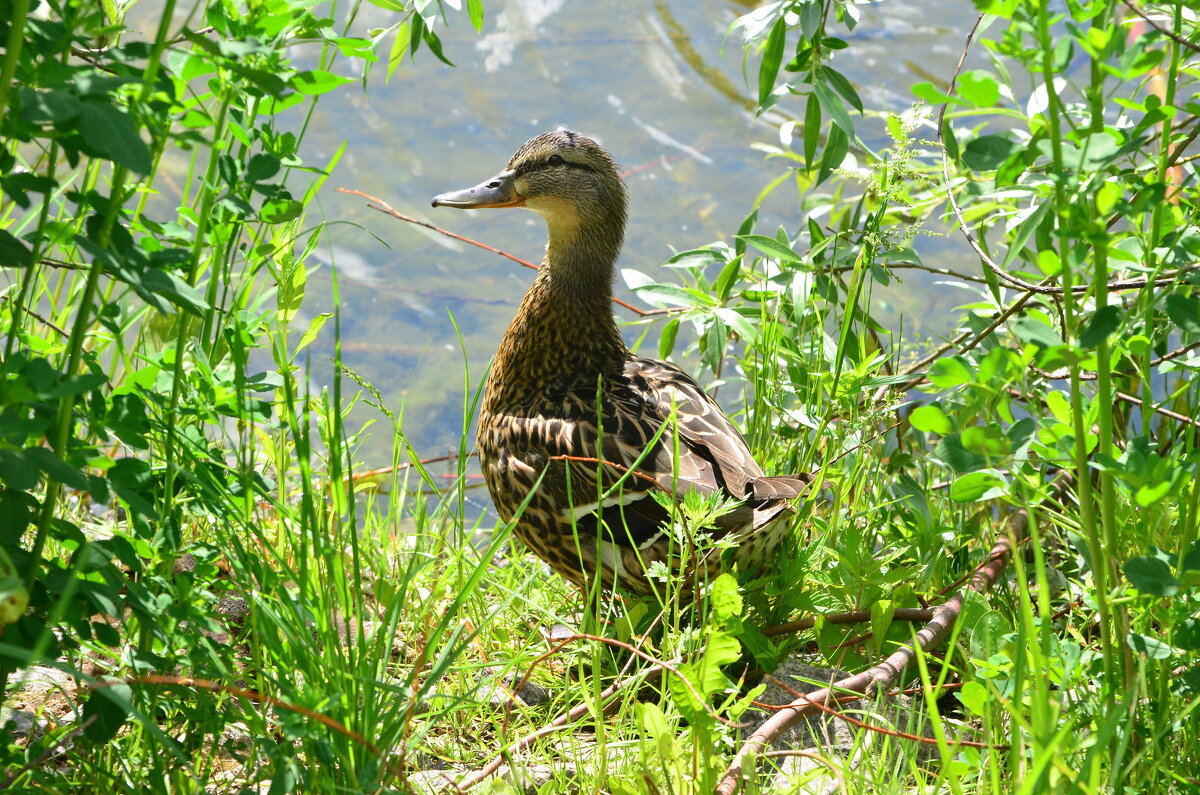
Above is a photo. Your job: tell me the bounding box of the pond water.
[286,0,985,469]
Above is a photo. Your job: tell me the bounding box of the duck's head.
[432,129,627,241]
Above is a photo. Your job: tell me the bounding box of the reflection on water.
[299,0,981,466]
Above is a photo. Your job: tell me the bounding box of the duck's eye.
[548,154,565,166]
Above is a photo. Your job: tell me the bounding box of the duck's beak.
[431,169,524,209]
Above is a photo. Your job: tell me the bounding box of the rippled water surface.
[270,0,983,465]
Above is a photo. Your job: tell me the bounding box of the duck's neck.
[487,216,628,408]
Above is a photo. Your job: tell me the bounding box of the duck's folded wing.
[622,357,768,499]
[498,412,673,550]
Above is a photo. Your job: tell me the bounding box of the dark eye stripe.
[517,157,595,176]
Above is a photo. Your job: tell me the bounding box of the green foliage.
[623,0,1200,789]
[0,0,492,790]
[2,0,1199,791]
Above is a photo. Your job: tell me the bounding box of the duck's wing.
[619,356,777,499]
[487,357,809,557]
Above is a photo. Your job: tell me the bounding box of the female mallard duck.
[432,129,810,594]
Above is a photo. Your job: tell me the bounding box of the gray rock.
[743,658,941,793]
[745,661,859,752]
[404,769,454,793]
[1,707,40,742]
[476,670,551,708]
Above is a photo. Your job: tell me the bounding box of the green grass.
[2,0,1199,792]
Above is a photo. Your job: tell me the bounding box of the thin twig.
[1120,0,1200,54]
[335,188,653,316]
[1114,390,1200,430]
[103,674,380,755]
[760,607,935,638]
[762,673,1007,750]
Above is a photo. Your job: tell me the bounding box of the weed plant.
[0,0,1197,793]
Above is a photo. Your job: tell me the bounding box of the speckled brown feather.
[438,130,812,593]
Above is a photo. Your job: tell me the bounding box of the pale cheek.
[527,196,580,232]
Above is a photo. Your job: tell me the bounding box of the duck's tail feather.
[750,473,817,501]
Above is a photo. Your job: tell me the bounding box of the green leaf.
[961,426,1010,457]
[0,450,38,490]
[803,92,820,169]
[799,0,823,38]
[1036,249,1062,276]
[658,318,680,359]
[910,404,952,434]
[962,134,1018,170]
[814,79,854,137]
[957,70,1000,108]
[1123,556,1180,597]
[421,28,455,67]
[78,99,152,174]
[818,124,848,181]
[0,228,33,268]
[758,17,787,109]
[885,246,924,267]
[936,433,988,474]
[1044,390,1072,424]
[736,234,800,262]
[941,118,960,163]
[1127,633,1173,659]
[710,573,742,620]
[245,153,281,183]
[733,209,758,260]
[912,82,965,106]
[1077,130,1119,169]
[638,700,671,740]
[1007,417,1036,450]
[958,681,989,715]
[1011,315,1063,348]
[83,682,133,744]
[107,458,159,519]
[44,372,107,398]
[388,21,412,79]
[141,269,209,316]
[467,0,485,31]
[631,282,714,309]
[18,88,81,123]
[1184,540,1200,573]
[714,257,741,301]
[289,70,355,96]
[294,312,333,357]
[870,600,895,652]
[1178,619,1200,651]
[928,356,974,388]
[1095,181,1121,215]
[1078,305,1121,348]
[260,197,303,223]
[1003,198,1051,271]
[702,630,743,670]
[23,446,90,491]
[818,65,862,112]
[1135,481,1171,506]
[716,308,756,342]
[950,470,1007,502]
[664,246,723,268]
[1165,294,1200,335]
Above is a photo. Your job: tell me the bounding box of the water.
[292,0,984,466]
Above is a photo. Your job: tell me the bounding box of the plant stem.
[1034,0,1118,705]
[0,0,30,135]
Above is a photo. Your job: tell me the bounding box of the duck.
[431,129,811,595]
